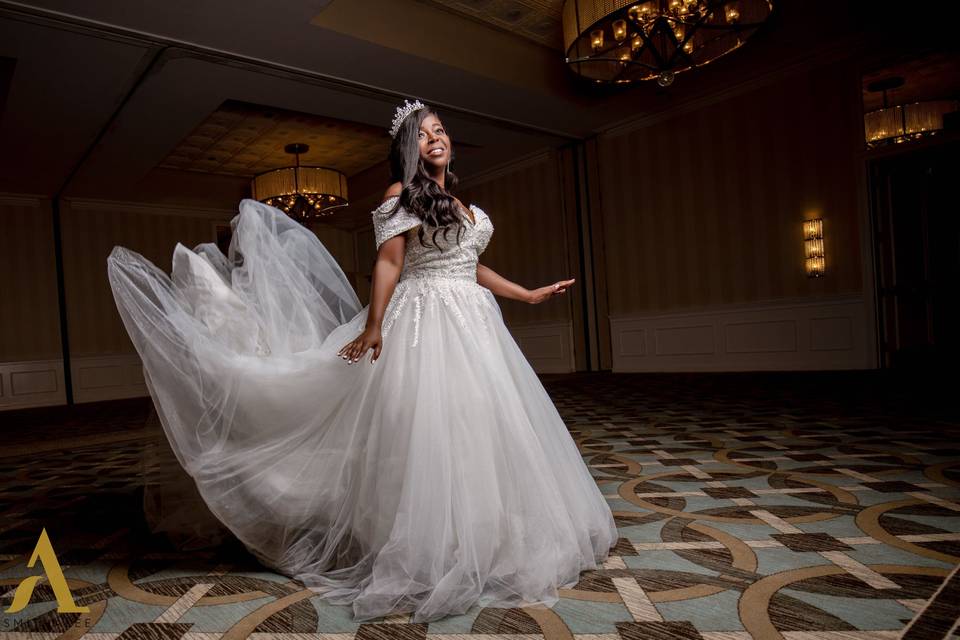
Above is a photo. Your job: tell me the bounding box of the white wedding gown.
[107,196,618,623]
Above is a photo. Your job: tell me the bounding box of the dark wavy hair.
[384,105,465,250]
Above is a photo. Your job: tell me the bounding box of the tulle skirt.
[107,199,618,623]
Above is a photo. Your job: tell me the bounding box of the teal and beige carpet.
[1,371,958,639]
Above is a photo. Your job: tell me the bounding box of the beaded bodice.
[372,196,493,282]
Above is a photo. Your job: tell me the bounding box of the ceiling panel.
[862,52,960,112]
[417,0,563,50]
[159,99,390,178]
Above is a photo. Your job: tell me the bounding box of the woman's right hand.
[526,278,575,304]
[338,325,383,364]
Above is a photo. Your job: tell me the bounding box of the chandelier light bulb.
[591,28,604,50]
[612,19,628,41]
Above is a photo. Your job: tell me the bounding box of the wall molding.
[506,321,575,374]
[0,354,151,410]
[0,193,47,207]
[70,354,148,403]
[64,197,236,221]
[0,359,66,410]
[609,294,873,372]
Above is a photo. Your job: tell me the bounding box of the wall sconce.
[803,218,824,278]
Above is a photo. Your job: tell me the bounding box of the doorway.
[870,139,960,370]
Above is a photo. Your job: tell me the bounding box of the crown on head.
[389,99,426,138]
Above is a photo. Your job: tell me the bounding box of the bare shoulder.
[382,181,403,202]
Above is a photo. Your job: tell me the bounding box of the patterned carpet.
[1,371,958,640]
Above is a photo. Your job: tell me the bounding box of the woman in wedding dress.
[106,98,618,623]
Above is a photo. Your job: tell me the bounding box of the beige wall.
[58,201,359,358]
[60,201,236,356]
[456,153,574,326]
[1,196,363,406]
[0,197,61,361]
[355,227,376,304]
[312,221,358,288]
[597,62,865,317]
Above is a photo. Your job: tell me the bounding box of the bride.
[107,98,618,623]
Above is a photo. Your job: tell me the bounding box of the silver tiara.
[389,99,426,137]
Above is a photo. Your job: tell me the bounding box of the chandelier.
[251,143,348,221]
[562,0,774,86]
[864,77,957,148]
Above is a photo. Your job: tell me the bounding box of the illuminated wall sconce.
[803,218,824,278]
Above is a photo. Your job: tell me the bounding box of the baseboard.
[507,321,575,374]
[71,354,148,403]
[0,359,66,410]
[609,294,874,372]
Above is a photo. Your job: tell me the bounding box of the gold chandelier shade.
[250,144,348,221]
[864,100,958,147]
[562,0,774,85]
[251,167,348,204]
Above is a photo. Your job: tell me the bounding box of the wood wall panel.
[456,153,574,326]
[0,359,65,409]
[312,221,357,274]
[610,294,870,371]
[59,201,235,356]
[597,64,864,317]
[58,200,358,359]
[0,196,61,362]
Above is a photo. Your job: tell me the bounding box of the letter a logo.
[5,528,89,614]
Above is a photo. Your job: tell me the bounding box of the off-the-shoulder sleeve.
[371,196,422,250]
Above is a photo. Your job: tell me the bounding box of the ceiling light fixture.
[864,77,958,148]
[251,143,348,222]
[562,0,773,86]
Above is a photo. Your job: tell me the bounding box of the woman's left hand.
[526,278,575,304]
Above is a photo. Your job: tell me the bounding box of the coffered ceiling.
[159,100,390,178]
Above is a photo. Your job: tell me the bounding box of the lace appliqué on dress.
[380,286,409,337]
[372,196,495,348]
[372,197,422,250]
[411,294,423,347]
[381,279,492,343]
